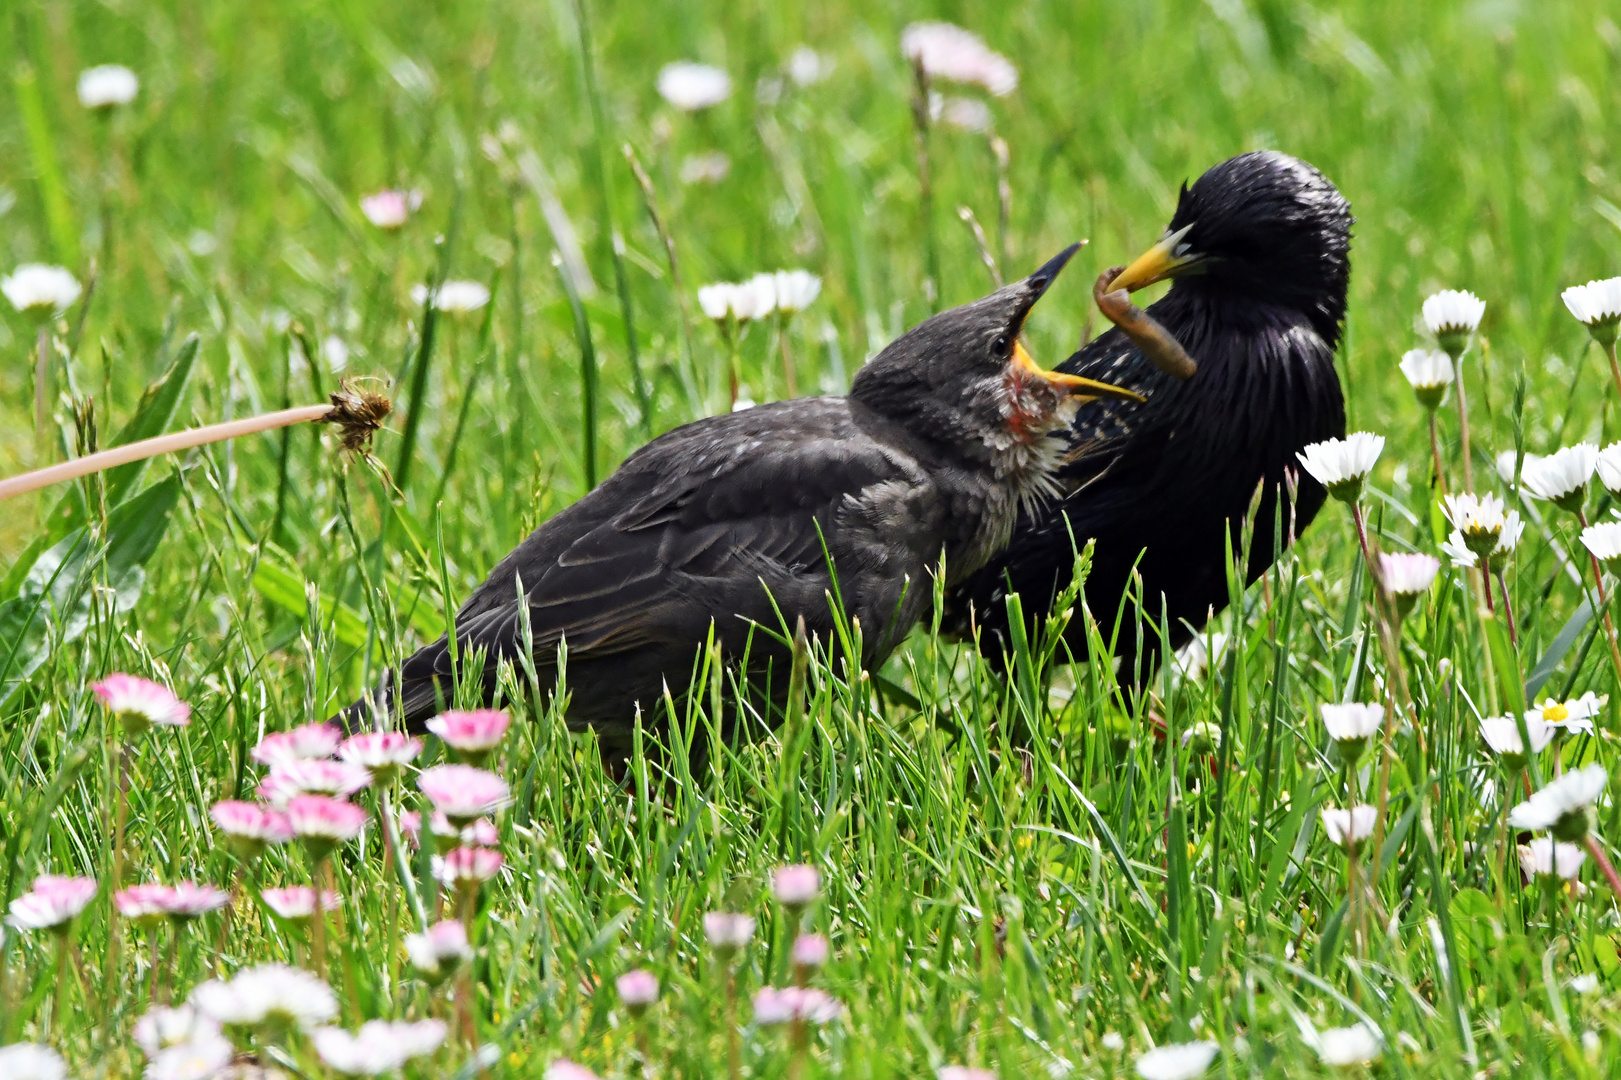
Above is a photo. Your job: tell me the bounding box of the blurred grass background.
[5,0,1621,573]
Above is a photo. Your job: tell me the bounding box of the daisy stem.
[909,60,940,313]
[1350,502,1420,878]
[726,964,741,1080]
[727,329,741,412]
[53,932,70,1036]
[311,856,329,979]
[1494,570,1518,648]
[1479,562,1495,615]
[1428,413,1448,495]
[1606,339,1621,404]
[34,324,50,464]
[215,862,245,976]
[1453,354,1473,491]
[1584,835,1621,900]
[778,313,798,398]
[104,738,131,1001]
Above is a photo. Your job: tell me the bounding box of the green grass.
[6,0,1621,1075]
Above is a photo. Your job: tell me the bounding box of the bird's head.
[1107,151,1353,344]
[852,244,1142,463]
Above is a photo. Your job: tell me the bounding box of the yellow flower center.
[1543,702,1570,723]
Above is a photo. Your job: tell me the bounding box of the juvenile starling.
[341,246,1137,750]
[947,151,1351,677]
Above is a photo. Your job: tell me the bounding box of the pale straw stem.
[0,403,334,500]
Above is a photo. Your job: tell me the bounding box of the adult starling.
[341,246,1137,750]
[946,151,1351,677]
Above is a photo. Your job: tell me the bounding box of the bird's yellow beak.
[1012,340,1144,403]
[1107,223,1198,293]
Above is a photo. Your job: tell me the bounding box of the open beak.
[1106,223,1199,292]
[1011,243,1145,403]
[1013,340,1144,403]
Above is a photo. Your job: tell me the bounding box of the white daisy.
[1311,1023,1382,1067]
[1507,763,1607,841]
[2,264,83,317]
[1133,1041,1218,1080]
[190,963,338,1029]
[144,1035,235,1080]
[1398,348,1453,411]
[1479,715,1555,761]
[77,64,139,109]
[900,22,1018,96]
[1562,277,1621,345]
[1595,442,1621,499]
[1442,492,1507,558]
[1518,836,1587,881]
[1320,702,1382,744]
[1422,289,1486,356]
[1321,804,1378,852]
[0,1044,67,1080]
[1295,432,1384,503]
[697,283,735,321]
[1527,692,1607,737]
[1583,521,1621,571]
[1378,552,1439,617]
[657,62,732,111]
[786,47,832,87]
[410,280,490,314]
[1521,443,1597,512]
[773,269,822,314]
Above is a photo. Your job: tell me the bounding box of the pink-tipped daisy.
[257,759,373,807]
[160,881,231,922]
[753,986,844,1026]
[399,809,499,850]
[7,874,97,933]
[92,673,190,733]
[360,190,415,230]
[616,969,659,1013]
[251,723,342,765]
[259,886,342,923]
[545,1060,603,1080]
[771,864,822,908]
[704,911,756,957]
[312,1018,448,1074]
[433,846,504,890]
[404,919,472,984]
[425,709,510,761]
[791,933,830,970]
[286,795,369,860]
[417,764,510,825]
[210,800,294,857]
[337,731,422,781]
[116,884,177,929]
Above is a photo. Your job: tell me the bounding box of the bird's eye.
[993,334,1009,355]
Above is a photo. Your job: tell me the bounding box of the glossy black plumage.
[339,248,1124,750]
[945,151,1352,675]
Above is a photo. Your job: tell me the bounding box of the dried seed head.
[323,379,392,453]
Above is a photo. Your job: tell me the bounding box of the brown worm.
[1093,267,1198,381]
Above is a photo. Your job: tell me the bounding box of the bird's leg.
[1092,268,1197,380]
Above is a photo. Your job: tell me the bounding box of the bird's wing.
[395,402,922,698]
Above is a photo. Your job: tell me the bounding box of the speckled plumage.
[946,152,1351,676]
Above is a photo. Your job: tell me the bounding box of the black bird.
[341,246,1138,751]
[946,151,1351,677]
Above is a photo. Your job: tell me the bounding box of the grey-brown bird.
[340,246,1138,751]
